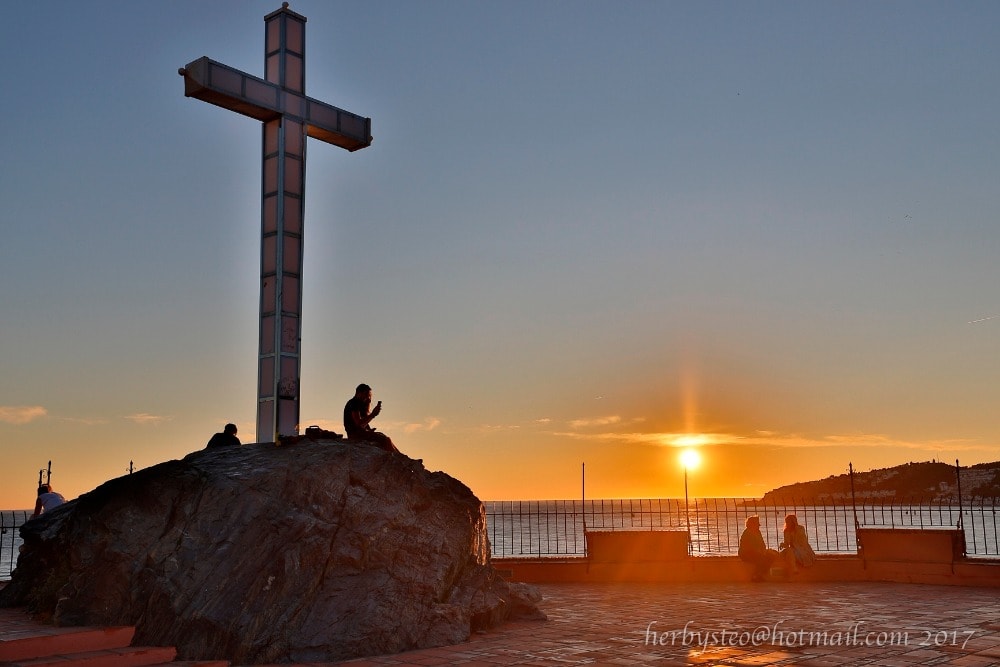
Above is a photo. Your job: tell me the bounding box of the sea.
[1,510,30,580]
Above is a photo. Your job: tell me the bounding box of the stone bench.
[857,527,965,564]
[584,529,690,562]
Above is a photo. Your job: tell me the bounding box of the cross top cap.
[266,2,306,22]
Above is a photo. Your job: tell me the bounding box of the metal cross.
[179,3,372,443]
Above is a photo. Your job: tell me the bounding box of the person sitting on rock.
[206,423,241,448]
[738,515,779,582]
[343,383,398,453]
[31,484,66,518]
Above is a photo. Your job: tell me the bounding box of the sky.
[2,1,999,509]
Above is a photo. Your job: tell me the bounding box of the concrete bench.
[857,527,965,564]
[585,529,690,563]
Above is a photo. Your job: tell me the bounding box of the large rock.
[0,439,544,663]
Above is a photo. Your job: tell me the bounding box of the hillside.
[760,460,1000,503]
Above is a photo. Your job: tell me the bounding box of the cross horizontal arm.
[180,57,373,152]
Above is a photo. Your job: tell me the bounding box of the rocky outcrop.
[0,439,544,663]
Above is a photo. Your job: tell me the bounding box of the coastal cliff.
[0,439,544,663]
[761,460,1000,503]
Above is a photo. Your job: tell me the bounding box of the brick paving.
[4,581,1000,666]
[338,582,1000,666]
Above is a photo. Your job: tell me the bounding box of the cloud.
[0,405,47,425]
[404,417,442,434]
[551,428,981,454]
[553,430,681,446]
[124,413,171,426]
[478,423,521,433]
[568,415,622,429]
[57,416,110,426]
[814,433,979,452]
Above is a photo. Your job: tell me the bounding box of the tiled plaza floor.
[339,581,1000,666]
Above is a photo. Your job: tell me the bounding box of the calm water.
[1,510,29,580]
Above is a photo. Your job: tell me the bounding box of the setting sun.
[679,448,701,470]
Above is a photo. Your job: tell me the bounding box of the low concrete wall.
[494,555,1000,586]
[494,555,869,585]
[493,528,1000,587]
[494,527,1000,587]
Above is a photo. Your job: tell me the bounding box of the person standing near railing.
[30,484,65,519]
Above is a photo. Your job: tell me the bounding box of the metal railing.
[1,511,29,581]
[485,497,1000,558]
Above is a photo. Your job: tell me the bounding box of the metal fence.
[1,511,29,581]
[485,498,1000,558]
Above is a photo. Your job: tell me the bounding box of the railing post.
[956,458,970,557]
[849,462,860,532]
[955,458,964,529]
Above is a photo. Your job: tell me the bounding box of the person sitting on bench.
[739,515,779,582]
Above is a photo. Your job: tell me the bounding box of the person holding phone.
[343,383,398,453]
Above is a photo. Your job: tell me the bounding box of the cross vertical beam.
[180,4,372,443]
[258,6,306,444]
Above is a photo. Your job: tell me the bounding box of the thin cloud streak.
[124,413,171,426]
[0,405,48,425]
[477,424,521,433]
[552,429,980,453]
[404,417,442,434]
[568,415,622,429]
[56,416,110,426]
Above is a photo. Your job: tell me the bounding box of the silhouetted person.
[738,515,779,582]
[780,513,816,574]
[31,484,65,518]
[206,423,241,449]
[343,383,398,453]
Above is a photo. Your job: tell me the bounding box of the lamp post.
[684,464,691,538]
[679,449,700,550]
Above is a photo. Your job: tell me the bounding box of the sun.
[679,448,701,470]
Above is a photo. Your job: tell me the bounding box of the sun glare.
[679,448,701,470]
[674,434,709,448]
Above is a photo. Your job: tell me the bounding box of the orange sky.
[3,3,1000,509]
[1,396,995,510]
